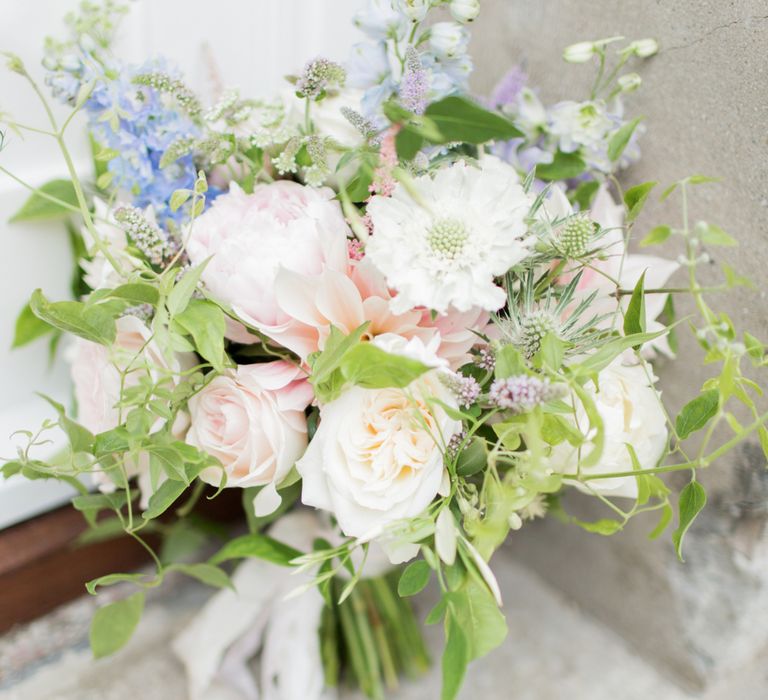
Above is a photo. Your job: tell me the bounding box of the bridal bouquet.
[2,1,766,698]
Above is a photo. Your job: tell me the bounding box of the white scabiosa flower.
[366,158,534,314]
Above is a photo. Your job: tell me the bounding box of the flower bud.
[618,72,642,92]
[631,38,659,58]
[429,21,469,59]
[450,0,480,23]
[396,0,429,22]
[563,41,595,63]
[5,53,26,76]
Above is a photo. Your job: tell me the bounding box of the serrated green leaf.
[9,179,78,222]
[89,592,144,659]
[675,389,719,439]
[166,260,210,317]
[608,117,641,162]
[101,283,159,306]
[672,480,707,561]
[398,560,431,596]
[209,532,302,566]
[640,225,671,247]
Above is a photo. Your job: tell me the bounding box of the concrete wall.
[470,0,768,688]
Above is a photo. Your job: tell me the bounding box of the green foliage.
[169,562,233,589]
[695,221,737,247]
[675,390,720,439]
[624,181,657,222]
[9,179,78,222]
[12,302,55,348]
[172,299,227,371]
[640,225,671,247]
[423,96,523,143]
[30,288,116,345]
[210,532,302,566]
[398,560,432,596]
[623,271,646,341]
[89,592,145,659]
[536,151,587,181]
[441,613,468,700]
[672,480,707,561]
[608,117,642,162]
[340,343,430,390]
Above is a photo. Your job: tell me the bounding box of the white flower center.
[427,217,468,261]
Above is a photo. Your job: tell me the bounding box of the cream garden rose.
[187,361,313,515]
[297,335,460,548]
[543,356,668,498]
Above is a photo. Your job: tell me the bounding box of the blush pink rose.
[186,181,350,334]
[269,257,488,369]
[186,361,313,514]
[69,315,195,505]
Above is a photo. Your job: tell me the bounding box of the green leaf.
[608,117,642,162]
[441,612,469,700]
[398,560,432,596]
[572,328,668,376]
[173,299,227,372]
[695,221,737,247]
[103,283,160,306]
[344,166,374,203]
[758,426,768,462]
[494,345,525,379]
[571,180,600,210]
[574,518,623,535]
[171,563,233,589]
[12,302,54,348]
[147,445,187,483]
[169,188,192,212]
[424,95,523,144]
[536,151,587,181]
[30,289,116,345]
[9,179,78,222]
[455,438,488,477]
[675,389,719,439]
[209,532,302,566]
[167,260,210,317]
[449,577,507,660]
[538,332,565,371]
[340,343,430,389]
[142,479,187,520]
[89,592,145,659]
[623,270,646,339]
[648,501,674,540]
[395,126,424,160]
[624,181,657,222]
[672,480,707,561]
[86,573,150,595]
[640,225,671,247]
[38,394,94,453]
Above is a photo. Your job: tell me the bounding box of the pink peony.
[269,257,488,370]
[186,181,350,332]
[186,361,313,514]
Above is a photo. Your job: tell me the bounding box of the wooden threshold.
[0,490,243,633]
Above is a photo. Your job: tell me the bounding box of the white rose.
[187,361,313,514]
[297,336,460,547]
[544,357,668,498]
